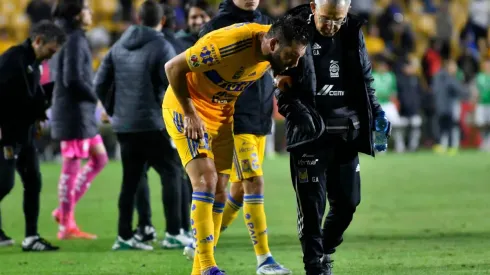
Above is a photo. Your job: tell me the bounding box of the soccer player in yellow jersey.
[163,15,310,275]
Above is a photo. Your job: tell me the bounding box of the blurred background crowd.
[0,0,489,160]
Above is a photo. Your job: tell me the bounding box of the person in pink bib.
[49,0,108,240]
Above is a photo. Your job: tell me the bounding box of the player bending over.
[163,15,310,275]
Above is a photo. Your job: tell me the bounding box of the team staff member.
[162,16,310,275]
[94,0,192,250]
[191,1,291,274]
[0,20,64,251]
[275,1,391,274]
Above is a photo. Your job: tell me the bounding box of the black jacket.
[276,5,382,156]
[162,28,187,54]
[50,20,98,140]
[0,39,51,145]
[176,30,198,50]
[199,0,274,135]
[94,25,176,133]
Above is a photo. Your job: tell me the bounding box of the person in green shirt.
[475,57,490,151]
[372,56,405,152]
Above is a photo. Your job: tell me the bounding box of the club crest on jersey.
[232,67,245,80]
[298,168,308,183]
[330,60,339,78]
[189,55,200,68]
[241,159,252,173]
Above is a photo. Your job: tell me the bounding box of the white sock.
[257,252,272,266]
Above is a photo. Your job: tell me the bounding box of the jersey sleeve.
[184,23,267,73]
[185,36,226,73]
[476,73,485,93]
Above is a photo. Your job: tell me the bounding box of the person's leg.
[112,133,153,250]
[147,130,190,248]
[16,143,59,251]
[56,140,81,235]
[290,150,328,275]
[408,115,422,151]
[162,109,222,274]
[322,147,361,255]
[135,167,152,229]
[15,144,42,238]
[73,135,108,205]
[0,144,17,245]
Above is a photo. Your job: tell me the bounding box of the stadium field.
[1,152,489,275]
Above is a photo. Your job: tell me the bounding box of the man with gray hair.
[274,0,390,274]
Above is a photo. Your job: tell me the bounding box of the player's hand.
[274,75,293,92]
[184,112,206,140]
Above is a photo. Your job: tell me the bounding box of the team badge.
[3,146,15,160]
[298,168,308,183]
[241,159,252,173]
[189,55,200,68]
[200,46,215,65]
[329,60,339,78]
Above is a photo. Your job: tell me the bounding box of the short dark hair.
[161,3,176,29]
[184,0,214,19]
[266,15,310,46]
[30,20,66,45]
[52,0,84,21]
[139,0,163,27]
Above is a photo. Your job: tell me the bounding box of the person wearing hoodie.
[181,1,291,275]
[50,0,108,241]
[175,0,213,49]
[94,0,190,250]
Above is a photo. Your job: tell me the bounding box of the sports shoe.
[57,227,97,240]
[183,241,196,260]
[112,236,154,251]
[22,236,59,252]
[256,257,292,275]
[162,230,193,249]
[134,226,157,243]
[203,267,226,275]
[320,254,333,275]
[0,230,14,247]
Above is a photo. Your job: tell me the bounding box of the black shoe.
[320,254,334,275]
[22,236,59,252]
[134,226,157,243]
[0,230,14,247]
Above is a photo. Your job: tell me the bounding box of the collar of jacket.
[218,0,261,21]
[21,38,37,64]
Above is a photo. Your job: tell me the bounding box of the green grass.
[1,152,490,275]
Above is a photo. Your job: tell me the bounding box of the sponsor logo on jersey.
[211,91,236,104]
[232,66,245,80]
[316,85,344,96]
[204,70,254,92]
[312,43,321,55]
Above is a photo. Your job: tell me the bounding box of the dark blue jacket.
[198,0,274,135]
[50,20,98,140]
[94,25,176,133]
[276,5,382,156]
